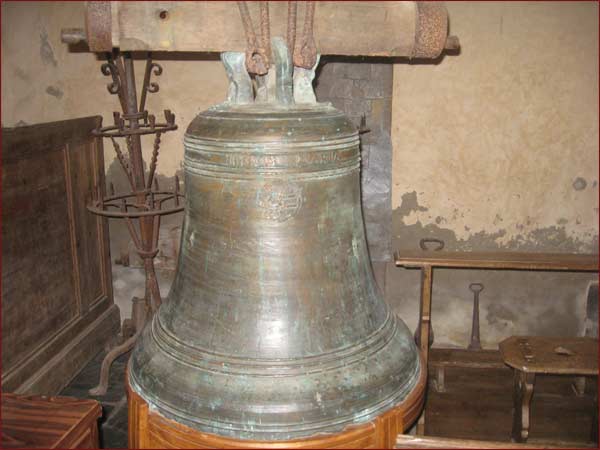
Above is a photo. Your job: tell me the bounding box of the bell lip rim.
[127,351,423,441]
[127,314,422,439]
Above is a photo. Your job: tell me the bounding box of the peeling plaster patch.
[45,85,63,99]
[393,213,507,251]
[393,210,597,253]
[14,67,30,81]
[508,226,599,252]
[486,303,517,326]
[451,208,464,221]
[396,191,428,220]
[39,30,57,66]
[392,191,598,253]
[532,306,579,337]
[572,177,588,191]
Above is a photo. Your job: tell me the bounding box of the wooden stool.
[499,336,599,443]
[1,394,101,449]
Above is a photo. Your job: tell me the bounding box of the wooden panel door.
[2,116,121,394]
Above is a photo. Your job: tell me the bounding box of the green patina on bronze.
[129,40,420,441]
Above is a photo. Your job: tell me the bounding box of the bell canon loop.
[128,38,421,442]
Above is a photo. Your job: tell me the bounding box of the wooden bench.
[394,250,598,434]
[1,394,101,448]
[499,336,599,443]
[394,250,598,367]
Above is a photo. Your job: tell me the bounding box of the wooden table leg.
[434,366,445,393]
[512,370,535,443]
[591,389,598,443]
[572,376,586,397]
[416,413,426,436]
[416,265,433,436]
[419,265,433,365]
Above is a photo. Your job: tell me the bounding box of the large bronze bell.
[129,39,421,442]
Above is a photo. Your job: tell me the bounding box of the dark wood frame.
[2,116,121,394]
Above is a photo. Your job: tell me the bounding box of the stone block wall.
[315,60,394,265]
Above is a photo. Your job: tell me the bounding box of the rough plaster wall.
[2,2,228,278]
[392,1,598,250]
[2,3,228,173]
[2,2,111,127]
[389,1,599,348]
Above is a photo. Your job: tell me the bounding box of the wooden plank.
[499,336,599,375]
[429,348,508,369]
[419,265,433,366]
[115,1,417,55]
[1,117,120,394]
[74,1,454,58]
[395,434,588,449]
[394,251,598,271]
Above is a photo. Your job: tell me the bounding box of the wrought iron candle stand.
[88,51,183,395]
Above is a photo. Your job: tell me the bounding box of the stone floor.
[60,350,131,449]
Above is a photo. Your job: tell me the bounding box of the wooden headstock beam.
[62,1,459,59]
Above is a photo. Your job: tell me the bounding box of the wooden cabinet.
[1,117,120,394]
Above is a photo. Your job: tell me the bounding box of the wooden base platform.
[126,357,426,449]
